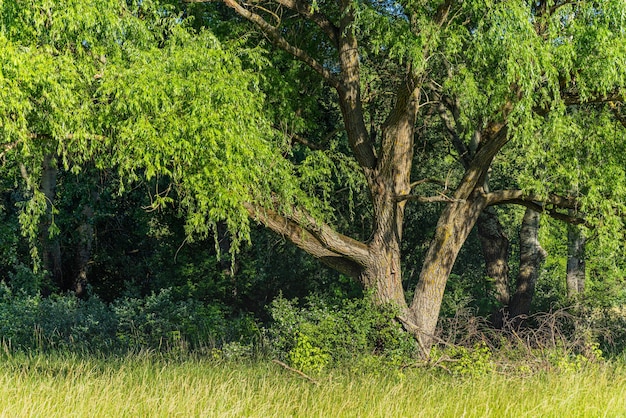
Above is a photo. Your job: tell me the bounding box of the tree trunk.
[477,208,510,328]
[477,208,510,305]
[40,154,63,289]
[406,195,488,349]
[73,189,99,297]
[566,217,585,299]
[508,208,546,320]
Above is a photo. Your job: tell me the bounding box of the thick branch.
[484,190,589,226]
[484,190,578,208]
[454,124,509,199]
[336,1,377,171]
[243,202,369,276]
[222,0,342,91]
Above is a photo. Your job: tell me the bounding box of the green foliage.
[0,284,258,354]
[288,331,330,374]
[112,288,226,351]
[0,282,116,352]
[268,295,417,367]
[431,342,494,376]
[96,27,303,253]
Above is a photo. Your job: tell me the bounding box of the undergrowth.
[1,280,626,379]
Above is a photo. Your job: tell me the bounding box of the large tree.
[182,0,626,352]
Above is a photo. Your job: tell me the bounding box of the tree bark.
[477,208,510,305]
[508,208,547,320]
[406,195,488,349]
[40,154,63,289]
[73,189,99,297]
[566,217,585,299]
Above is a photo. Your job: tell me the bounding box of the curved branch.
[484,190,589,226]
[222,0,342,91]
[484,190,577,208]
[395,193,463,204]
[243,202,370,275]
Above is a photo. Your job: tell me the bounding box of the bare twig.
[272,359,318,384]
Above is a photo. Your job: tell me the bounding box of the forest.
[1,0,626,414]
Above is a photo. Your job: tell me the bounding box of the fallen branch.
[272,359,318,384]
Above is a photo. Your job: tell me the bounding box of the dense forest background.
[1,0,626,368]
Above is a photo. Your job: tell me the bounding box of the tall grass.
[0,352,624,417]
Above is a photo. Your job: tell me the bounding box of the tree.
[177,0,625,353]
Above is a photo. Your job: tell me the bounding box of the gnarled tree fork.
[194,0,626,353]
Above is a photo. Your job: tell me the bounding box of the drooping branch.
[222,0,342,91]
[243,202,369,277]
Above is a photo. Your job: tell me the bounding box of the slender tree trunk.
[508,208,546,321]
[566,217,585,299]
[217,221,240,297]
[40,154,63,289]
[73,189,99,297]
[477,208,510,305]
[477,208,510,328]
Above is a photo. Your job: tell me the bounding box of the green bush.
[0,283,116,352]
[112,288,226,351]
[431,342,494,376]
[0,284,241,354]
[268,294,417,368]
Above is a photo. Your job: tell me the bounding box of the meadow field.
[1,352,625,417]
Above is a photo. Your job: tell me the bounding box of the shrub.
[267,294,417,368]
[288,331,330,374]
[0,283,116,352]
[0,284,237,355]
[111,288,226,351]
[431,342,494,376]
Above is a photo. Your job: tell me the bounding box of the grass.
[0,352,625,417]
